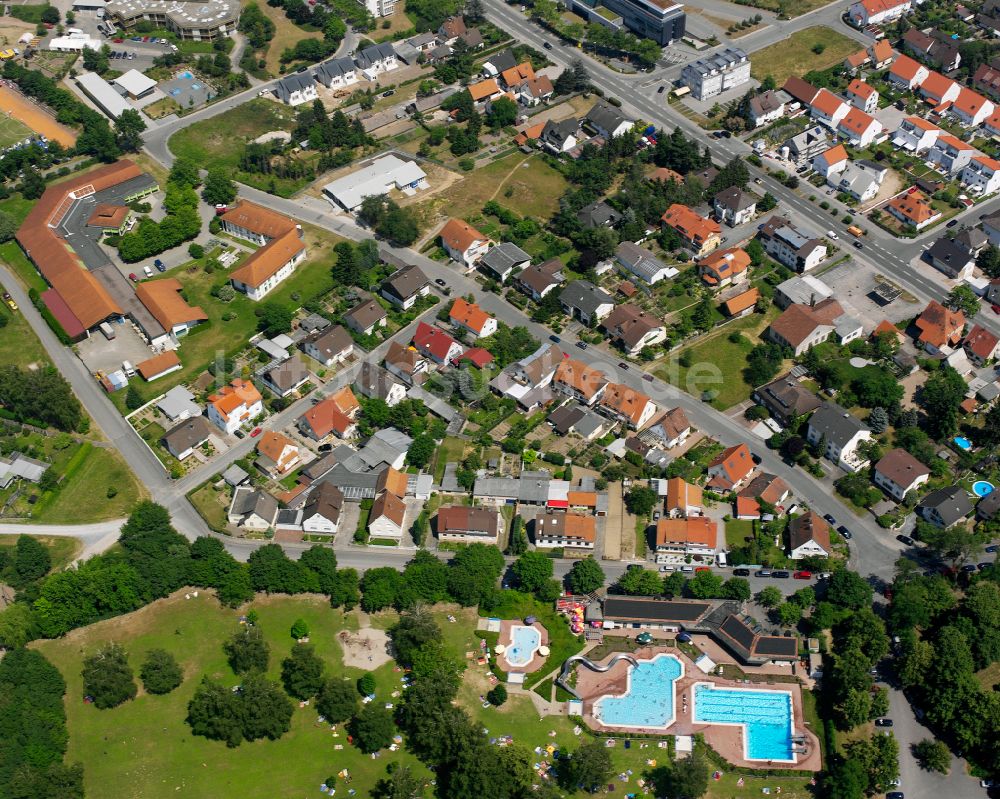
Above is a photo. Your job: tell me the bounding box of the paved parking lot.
[817,258,925,327]
[76,320,159,375]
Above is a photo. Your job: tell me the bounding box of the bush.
[83,643,137,709]
[140,648,183,695]
[487,685,507,706]
[357,672,376,697]
[188,243,205,259]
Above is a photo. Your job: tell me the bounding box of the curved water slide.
[556,652,640,700]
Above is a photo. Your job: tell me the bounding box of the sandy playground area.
[338,626,392,669]
[0,85,77,147]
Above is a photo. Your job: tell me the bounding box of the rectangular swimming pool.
[692,684,795,762]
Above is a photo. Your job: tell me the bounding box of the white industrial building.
[114,69,157,99]
[49,31,101,52]
[75,71,134,118]
[321,155,428,212]
[680,47,751,101]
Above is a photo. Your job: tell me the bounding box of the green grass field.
[0,302,50,370]
[749,26,860,86]
[0,533,81,569]
[31,444,146,524]
[0,112,33,149]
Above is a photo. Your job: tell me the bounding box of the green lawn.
[0,302,50,369]
[0,534,81,570]
[432,435,467,482]
[189,482,230,532]
[0,239,48,294]
[32,445,146,524]
[0,112,33,149]
[749,27,860,86]
[726,519,756,550]
[167,100,310,196]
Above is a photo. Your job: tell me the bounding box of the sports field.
[0,110,33,149]
[0,85,77,147]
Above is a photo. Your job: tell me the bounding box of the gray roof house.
[559,280,615,324]
[516,258,564,300]
[616,241,679,285]
[713,186,757,227]
[342,427,412,472]
[585,100,632,138]
[577,201,622,229]
[354,362,407,407]
[0,453,50,488]
[343,296,388,336]
[926,236,975,279]
[482,48,517,76]
[314,57,357,87]
[919,485,975,528]
[355,42,397,71]
[480,242,530,282]
[805,401,872,472]
[162,416,214,461]
[753,374,822,424]
[228,487,278,531]
[156,385,201,422]
[540,118,579,153]
[261,359,311,397]
[300,325,353,367]
[380,264,430,308]
[275,72,317,106]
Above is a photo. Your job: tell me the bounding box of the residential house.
[162,416,213,461]
[598,382,657,430]
[355,362,407,407]
[436,505,503,545]
[481,48,517,77]
[343,297,388,337]
[468,78,503,105]
[499,61,535,89]
[809,89,849,129]
[660,204,721,256]
[380,264,430,310]
[553,359,608,406]
[928,135,977,175]
[918,71,960,106]
[806,402,872,472]
[601,303,667,356]
[385,340,428,385]
[585,100,633,138]
[873,448,930,500]
[438,15,467,44]
[578,201,623,229]
[748,89,789,128]
[369,489,406,539]
[787,512,831,559]
[812,144,849,179]
[848,0,911,26]
[706,443,754,491]
[783,125,831,166]
[665,477,703,517]
[699,247,750,287]
[918,485,974,528]
[616,241,679,285]
[837,107,883,148]
[888,55,930,91]
[275,72,317,106]
[654,517,718,563]
[516,259,564,301]
[137,352,182,382]
[955,227,988,255]
[758,216,827,272]
[300,483,343,535]
[156,385,201,424]
[830,160,887,202]
[783,76,819,107]
[713,187,757,227]
[642,407,692,450]
[753,373,822,424]
[961,155,1000,195]
[255,431,300,477]
[964,324,1000,365]
[479,242,530,283]
[722,287,760,318]
[228,487,278,532]
[559,280,615,324]
[846,79,878,113]
[261,359,310,398]
[892,116,942,154]
[984,213,1000,246]
[301,325,353,367]
[207,379,263,435]
[222,203,306,301]
[298,387,360,441]
[869,38,896,68]
[926,236,975,279]
[412,321,463,365]
[134,279,206,342]
[950,88,994,127]
[314,57,357,88]
[439,218,491,268]
[534,510,596,550]
[449,298,497,339]
[887,190,942,231]
[540,118,579,153]
[738,473,790,506]
[766,300,857,355]
[902,28,961,72]
[680,47,750,101]
[975,61,1000,101]
[489,343,562,410]
[354,42,397,76]
[518,76,554,106]
[914,300,966,354]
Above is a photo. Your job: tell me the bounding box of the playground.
[337,626,391,669]
[0,84,77,147]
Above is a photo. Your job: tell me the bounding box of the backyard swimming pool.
[954,435,973,451]
[973,481,995,498]
[504,625,541,668]
[593,654,683,729]
[693,684,795,762]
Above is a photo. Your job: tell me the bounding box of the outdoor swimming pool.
[593,654,683,729]
[504,625,541,668]
[973,481,995,498]
[954,435,973,451]
[693,684,795,762]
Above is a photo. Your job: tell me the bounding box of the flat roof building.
[106,0,240,40]
[75,72,133,119]
[322,155,428,212]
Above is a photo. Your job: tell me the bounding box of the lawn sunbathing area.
[257,2,323,75]
[749,26,859,86]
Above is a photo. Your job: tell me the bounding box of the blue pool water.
[180,71,193,79]
[505,625,541,667]
[954,435,973,451]
[693,684,794,761]
[973,481,995,498]
[594,654,682,729]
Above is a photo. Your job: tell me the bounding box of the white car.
[143,265,153,278]
[826,230,838,239]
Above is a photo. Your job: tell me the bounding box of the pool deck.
[499,619,549,674]
[575,646,822,772]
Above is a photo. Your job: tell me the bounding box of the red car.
[793,570,812,580]
[992,304,1000,315]
[694,566,711,573]
[250,427,262,438]
[113,37,123,43]
[128,272,139,281]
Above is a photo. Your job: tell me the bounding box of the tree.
[0,209,18,243]
[372,763,426,799]
[686,570,724,599]
[280,643,325,700]
[756,585,783,608]
[291,618,310,640]
[126,385,145,413]
[945,284,980,317]
[361,566,403,611]
[512,551,554,594]
[919,366,967,439]
[827,568,873,610]
[358,672,377,697]
[351,703,395,753]
[624,485,658,516]
[722,577,751,601]
[256,301,294,336]
[390,607,442,667]
[140,648,183,695]
[851,370,903,409]
[650,752,709,799]
[558,740,612,793]
[187,677,243,746]
[868,406,888,434]
[976,243,1000,278]
[618,567,664,596]
[239,672,294,742]
[169,157,201,187]
[12,534,51,584]
[82,643,137,709]
[224,626,270,674]
[202,167,237,206]
[406,434,436,469]
[822,756,868,799]
[913,738,950,773]
[777,602,802,626]
[566,557,605,594]
[316,678,358,723]
[114,108,147,152]
[486,684,507,706]
[744,341,785,386]
[846,732,899,795]
[487,96,518,129]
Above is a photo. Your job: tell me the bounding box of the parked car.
[643,373,654,382]
[250,427,262,438]
[154,258,165,272]
[978,562,991,570]
[543,41,552,49]
[755,569,772,577]
[733,568,750,576]
[128,272,139,281]
[874,718,893,727]
[3,292,17,312]
[382,89,395,97]
[694,566,711,573]
[435,278,446,286]
[653,511,661,521]
[772,571,790,579]
[680,565,694,573]
[826,230,838,239]
[946,219,958,228]
[992,303,1000,315]
[853,240,864,249]
[575,341,588,350]
[549,335,561,343]
[618,362,629,370]
[837,525,853,539]
[823,514,836,525]
[896,534,914,546]
[987,544,998,553]
[962,563,978,572]
[793,571,812,580]
[886,793,903,799]
[657,85,665,94]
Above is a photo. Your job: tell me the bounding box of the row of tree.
[0,365,84,432]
